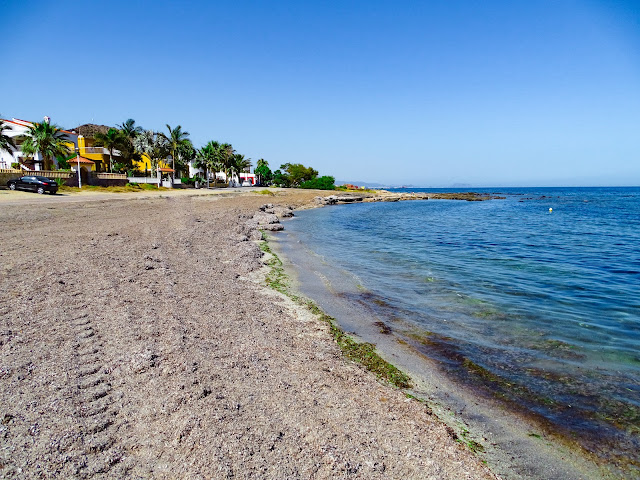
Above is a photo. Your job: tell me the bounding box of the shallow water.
[281,187,640,465]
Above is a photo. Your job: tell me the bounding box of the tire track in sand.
[66,302,127,477]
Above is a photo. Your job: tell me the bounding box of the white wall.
[0,118,78,171]
[186,161,227,181]
[0,120,29,169]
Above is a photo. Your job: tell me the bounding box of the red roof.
[1,118,77,135]
[157,168,175,172]
[71,156,96,165]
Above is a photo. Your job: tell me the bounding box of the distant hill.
[73,124,112,137]
[336,180,407,189]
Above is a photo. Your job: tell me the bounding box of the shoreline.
[0,189,497,478]
[266,196,621,479]
[0,187,629,478]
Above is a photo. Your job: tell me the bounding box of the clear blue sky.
[2,0,639,186]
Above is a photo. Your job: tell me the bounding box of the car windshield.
[35,176,52,181]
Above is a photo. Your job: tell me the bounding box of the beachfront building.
[0,117,78,171]
[238,172,257,185]
[187,161,225,183]
[74,124,120,173]
[187,161,255,186]
[74,124,172,175]
[131,154,171,177]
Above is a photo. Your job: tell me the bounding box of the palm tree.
[118,119,143,139]
[133,130,169,178]
[230,153,251,185]
[93,128,127,173]
[175,140,196,177]
[195,141,223,187]
[164,124,190,180]
[0,120,17,158]
[116,119,143,172]
[219,143,235,185]
[21,121,71,170]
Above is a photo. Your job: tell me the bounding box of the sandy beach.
[0,188,497,478]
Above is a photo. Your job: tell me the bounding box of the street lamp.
[75,147,82,188]
[167,155,173,186]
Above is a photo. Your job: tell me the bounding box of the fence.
[129,176,160,184]
[0,169,71,178]
[94,173,127,180]
[128,176,182,185]
[0,169,127,187]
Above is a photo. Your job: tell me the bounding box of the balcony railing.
[94,173,127,180]
[80,147,122,156]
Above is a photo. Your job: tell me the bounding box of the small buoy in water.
[549,208,553,213]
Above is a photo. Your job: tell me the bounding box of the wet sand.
[0,188,496,478]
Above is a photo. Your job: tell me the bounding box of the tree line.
[1,118,335,189]
[255,160,335,189]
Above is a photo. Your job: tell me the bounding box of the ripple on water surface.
[284,187,640,466]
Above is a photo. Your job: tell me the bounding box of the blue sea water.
[283,187,640,458]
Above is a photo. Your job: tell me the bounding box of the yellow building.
[76,135,117,173]
[131,152,169,176]
[75,126,168,175]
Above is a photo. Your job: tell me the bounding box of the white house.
[0,117,78,171]
[187,161,253,186]
[187,161,226,182]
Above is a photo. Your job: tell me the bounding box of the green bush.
[300,176,335,190]
[180,176,205,186]
[57,156,70,169]
[11,162,20,169]
[54,178,66,186]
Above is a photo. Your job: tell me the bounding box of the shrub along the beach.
[300,176,335,190]
[270,163,319,187]
[280,163,318,186]
[271,169,287,186]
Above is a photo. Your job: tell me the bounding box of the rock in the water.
[253,212,280,225]
[336,195,364,203]
[315,195,365,205]
[261,223,284,231]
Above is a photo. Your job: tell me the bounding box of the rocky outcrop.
[314,195,365,205]
[243,204,297,235]
[315,191,500,205]
[260,203,295,218]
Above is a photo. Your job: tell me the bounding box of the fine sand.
[0,188,498,478]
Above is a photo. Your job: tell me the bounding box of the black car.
[7,176,59,194]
